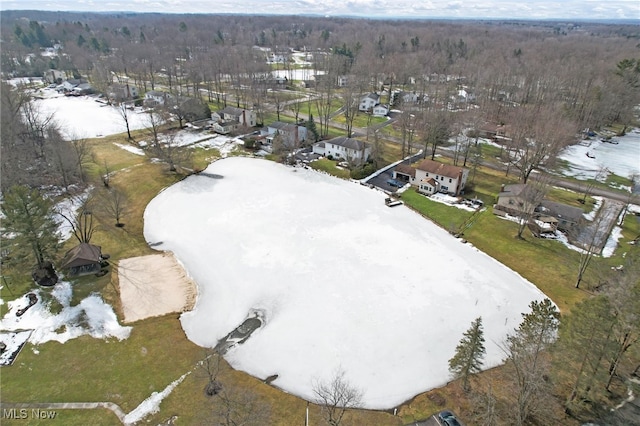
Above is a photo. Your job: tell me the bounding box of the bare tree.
[101,186,128,227]
[515,177,549,239]
[212,384,271,426]
[198,349,223,396]
[312,368,363,426]
[57,194,98,244]
[116,101,134,140]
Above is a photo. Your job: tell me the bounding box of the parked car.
[438,410,462,426]
[386,178,404,188]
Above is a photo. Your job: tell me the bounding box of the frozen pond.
[144,157,548,409]
[558,130,640,185]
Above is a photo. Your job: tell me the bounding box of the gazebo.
[60,243,103,276]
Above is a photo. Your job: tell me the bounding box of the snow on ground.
[192,135,243,156]
[144,157,548,409]
[114,143,145,156]
[123,372,190,425]
[558,131,640,182]
[53,186,93,242]
[0,281,131,347]
[583,196,603,221]
[603,226,624,258]
[32,90,150,138]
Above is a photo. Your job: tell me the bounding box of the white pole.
[305,402,309,426]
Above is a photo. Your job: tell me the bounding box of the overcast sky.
[1,0,638,20]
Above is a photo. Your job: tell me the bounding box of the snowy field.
[144,157,548,409]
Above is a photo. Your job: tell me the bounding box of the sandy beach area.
[118,253,197,323]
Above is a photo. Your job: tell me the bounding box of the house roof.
[499,183,528,197]
[395,164,416,177]
[145,90,167,97]
[218,106,247,116]
[269,121,299,132]
[538,200,583,222]
[324,137,369,151]
[421,177,438,187]
[415,159,466,179]
[362,93,380,101]
[61,243,102,269]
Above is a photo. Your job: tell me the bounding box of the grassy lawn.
[331,111,388,128]
[309,158,351,179]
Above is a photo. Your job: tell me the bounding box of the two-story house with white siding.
[143,90,173,107]
[262,121,307,149]
[359,93,380,112]
[415,159,469,196]
[394,159,469,196]
[312,137,371,164]
[211,106,256,134]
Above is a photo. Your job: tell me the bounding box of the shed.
[61,243,103,276]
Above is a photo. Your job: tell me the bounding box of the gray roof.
[538,200,583,222]
[325,136,369,151]
[61,243,102,269]
[218,106,246,116]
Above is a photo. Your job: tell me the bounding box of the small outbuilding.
[60,243,104,276]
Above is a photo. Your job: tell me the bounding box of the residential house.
[536,200,584,232]
[337,75,350,87]
[372,104,389,117]
[418,177,440,195]
[393,164,416,183]
[262,121,307,149]
[391,90,419,106]
[212,106,256,127]
[144,90,173,107]
[60,243,104,276]
[71,83,94,96]
[414,159,469,196]
[108,83,139,101]
[43,69,65,84]
[494,184,584,233]
[494,184,537,217]
[312,137,371,164]
[359,93,380,112]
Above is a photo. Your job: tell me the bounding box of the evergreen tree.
[449,316,486,391]
[504,298,560,425]
[305,114,319,142]
[1,185,60,269]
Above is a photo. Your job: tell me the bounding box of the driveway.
[404,416,442,426]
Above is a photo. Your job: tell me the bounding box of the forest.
[1,9,640,426]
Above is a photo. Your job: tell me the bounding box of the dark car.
[437,410,462,426]
[386,178,404,188]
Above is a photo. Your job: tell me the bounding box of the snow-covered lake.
[32,90,150,139]
[558,130,640,184]
[144,157,548,409]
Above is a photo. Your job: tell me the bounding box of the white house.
[144,90,173,106]
[312,137,371,164]
[43,69,65,84]
[395,159,469,196]
[262,121,307,148]
[108,83,139,101]
[359,93,380,112]
[211,106,257,134]
[372,104,389,117]
[212,106,256,127]
[414,159,469,196]
[391,90,419,106]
